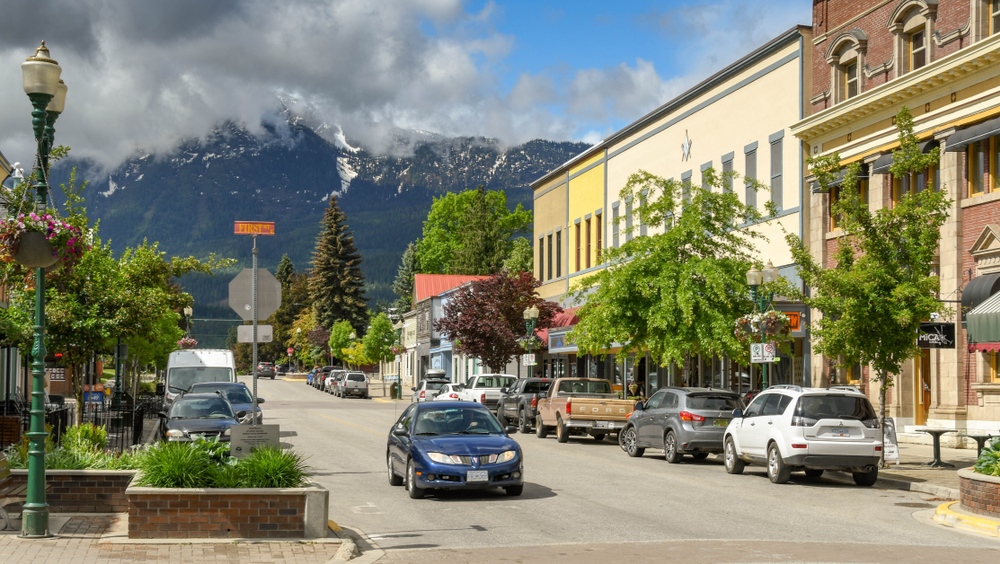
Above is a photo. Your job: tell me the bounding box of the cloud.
[0,0,808,172]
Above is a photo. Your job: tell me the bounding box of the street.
[251,376,1000,562]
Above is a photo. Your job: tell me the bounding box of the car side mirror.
[732,408,744,418]
[157,411,168,419]
[410,387,416,392]
[256,397,265,404]
[392,425,408,436]
[505,425,518,434]
[500,387,509,394]
[633,402,644,411]
[538,392,547,399]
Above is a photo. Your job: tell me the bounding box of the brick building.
[792,0,1000,441]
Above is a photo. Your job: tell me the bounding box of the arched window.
[889,1,936,76]
[825,30,867,104]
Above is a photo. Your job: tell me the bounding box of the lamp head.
[762,260,779,284]
[183,306,193,317]
[22,41,62,97]
[745,265,762,287]
[47,80,68,114]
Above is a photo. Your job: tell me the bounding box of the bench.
[0,454,26,531]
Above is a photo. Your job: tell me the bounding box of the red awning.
[969,342,1000,352]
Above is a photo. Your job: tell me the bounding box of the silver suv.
[411,378,449,403]
[620,387,742,462]
[336,372,369,399]
[723,385,881,486]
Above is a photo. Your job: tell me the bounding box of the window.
[968,138,992,197]
[745,149,757,209]
[722,157,734,193]
[829,178,869,231]
[585,218,592,269]
[639,191,648,237]
[893,165,938,205]
[909,28,926,71]
[834,44,860,102]
[575,222,581,272]
[761,393,792,416]
[555,230,562,278]
[681,172,692,205]
[595,213,602,262]
[537,237,544,280]
[993,0,1000,35]
[770,136,783,211]
[546,234,553,281]
[988,351,999,383]
[625,199,633,242]
[612,205,620,248]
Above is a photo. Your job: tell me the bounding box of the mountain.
[53,115,590,343]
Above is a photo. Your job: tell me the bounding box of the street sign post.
[523,353,536,366]
[750,343,775,363]
[237,324,273,343]
[287,347,294,356]
[232,221,277,426]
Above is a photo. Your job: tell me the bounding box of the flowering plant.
[734,310,789,345]
[517,335,543,352]
[177,336,198,349]
[390,344,405,356]
[0,212,87,268]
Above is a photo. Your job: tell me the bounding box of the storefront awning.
[966,290,1000,344]
[870,140,939,174]
[945,115,1000,152]
[811,163,868,193]
[961,273,1000,311]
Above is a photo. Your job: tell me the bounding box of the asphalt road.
[247,376,1000,563]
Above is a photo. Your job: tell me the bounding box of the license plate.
[714,419,729,427]
[466,470,489,483]
[830,426,849,437]
[596,420,609,428]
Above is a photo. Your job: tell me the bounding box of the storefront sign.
[917,322,955,349]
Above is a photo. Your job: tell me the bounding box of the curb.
[876,475,960,500]
[933,501,1000,538]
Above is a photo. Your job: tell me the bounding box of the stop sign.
[228,268,282,321]
[287,347,294,355]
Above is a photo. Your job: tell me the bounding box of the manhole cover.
[895,502,935,508]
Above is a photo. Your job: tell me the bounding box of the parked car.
[433,383,465,401]
[386,401,523,499]
[456,374,517,409]
[619,387,742,462]
[325,370,346,394]
[256,362,276,379]
[723,385,881,486]
[535,378,634,442]
[187,382,264,424]
[314,366,336,389]
[411,378,450,403]
[164,349,237,408]
[497,377,552,433]
[276,363,290,375]
[337,372,369,398]
[157,392,243,442]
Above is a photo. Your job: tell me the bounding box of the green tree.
[502,237,533,274]
[786,107,950,463]
[570,168,770,368]
[309,196,368,334]
[416,186,532,275]
[391,241,420,311]
[327,320,355,365]
[276,254,295,287]
[363,312,397,366]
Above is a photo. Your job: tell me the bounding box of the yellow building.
[531,26,813,393]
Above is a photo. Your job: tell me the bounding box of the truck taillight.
[530,396,537,408]
[480,393,486,404]
[679,411,705,422]
[566,399,572,414]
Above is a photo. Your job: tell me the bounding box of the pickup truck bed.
[535,378,634,442]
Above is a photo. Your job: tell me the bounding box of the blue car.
[387,401,524,499]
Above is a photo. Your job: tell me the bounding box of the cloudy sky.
[0,0,809,172]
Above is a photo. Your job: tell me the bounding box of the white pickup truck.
[457,374,517,410]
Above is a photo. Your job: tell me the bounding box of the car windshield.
[524,381,551,393]
[687,394,741,410]
[558,380,613,394]
[413,406,503,435]
[477,375,515,388]
[795,395,876,422]
[169,397,234,419]
[189,385,253,404]
[167,367,234,393]
[347,374,366,382]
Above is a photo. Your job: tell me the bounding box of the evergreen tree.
[276,254,295,287]
[392,241,420,311]
[309,196,368,334]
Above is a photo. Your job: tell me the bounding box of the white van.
[164,349,237,406]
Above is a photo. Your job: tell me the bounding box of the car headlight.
[223,428,231,437]
[427,452,464,465]
[165,429,186,438]
[495,450,516,463]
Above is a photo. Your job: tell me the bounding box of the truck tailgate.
[571,398,633,420]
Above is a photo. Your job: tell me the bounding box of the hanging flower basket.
[517,335,543,352]
[177,336,198,349]
[0,212,87,270]
[734,310,790,345]
[390,344,405,356]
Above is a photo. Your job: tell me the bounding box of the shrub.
[62,423,108,451]
[974,438,1000,477]
[135,441,215,488]
[239,446,310,488]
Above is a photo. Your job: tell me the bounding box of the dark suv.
[257,362,276,379]
[497,377,552,433]
[620,387,743,463]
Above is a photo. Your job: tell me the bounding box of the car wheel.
[692,453,709,460]
[852,467,878,487]
[556,416,569,443]
[496,407,508,428]
[387,454,403,486]
[621,426,645,458]
[505,484,524,496]
[767,443,791,484]
[518,409,531,434]
[724,437,745,475]
[406,459,425,499]
[663,431,682,463]
[535,416,548,438]
[804,469,824,478]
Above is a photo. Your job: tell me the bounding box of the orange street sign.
[234,221,275,235]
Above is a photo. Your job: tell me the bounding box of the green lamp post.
[20,40,67,539]
[523,304,540,371]
[745,260,779,390]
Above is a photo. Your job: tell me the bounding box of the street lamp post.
[745,260,779,390]
[20,41,67,539]
[523,305,540,374]
[183,305,193,336]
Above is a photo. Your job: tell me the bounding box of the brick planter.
[6,469,135,513]
[958,467,1000,519]
[125,480,329,539]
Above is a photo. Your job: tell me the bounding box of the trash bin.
[390,382,398,399]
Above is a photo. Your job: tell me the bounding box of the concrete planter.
[125,478,329,539]
[958,467,1000,519]
[7,469,135,513]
